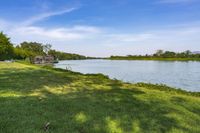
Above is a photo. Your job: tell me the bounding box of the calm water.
[54,60,200,92]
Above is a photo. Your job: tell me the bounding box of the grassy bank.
[0,62,200,133]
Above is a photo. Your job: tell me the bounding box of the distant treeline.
[0,32,94,61]
[48,50,96,60]
[110,50,200,61]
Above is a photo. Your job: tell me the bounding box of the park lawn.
[0,62,200,133]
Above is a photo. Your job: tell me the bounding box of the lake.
[54,60,200,92]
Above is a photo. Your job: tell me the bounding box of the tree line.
[0,32,90,61]
[110,49,200,61]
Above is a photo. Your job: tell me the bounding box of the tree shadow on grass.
[0,66,114,94]
[1,87,197,133]
[0,67,78,94]
[171,96,200,119]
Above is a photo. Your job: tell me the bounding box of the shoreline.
[14,61,200,95]
[51,65,200,96]
[54,60,200,93]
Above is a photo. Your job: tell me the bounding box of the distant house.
[34,55,54,64]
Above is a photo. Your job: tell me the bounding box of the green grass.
[0,62,200,133]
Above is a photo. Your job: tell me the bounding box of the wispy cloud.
[0,5,102,44]
[0,19,11,31]
[98,24,200,56]
[21,7,77,26]
[107,34,155,42]
[9,25,101,42]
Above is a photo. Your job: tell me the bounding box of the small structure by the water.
[34,55,54,64]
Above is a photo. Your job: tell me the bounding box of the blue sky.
[0,0,200,56]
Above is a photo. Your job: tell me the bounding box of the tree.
[0,32,14,60]
[48,49,58,58]
[43,44,52,54]
[185,50,192,56]
[162,51,176,58]
[20,42,45,55]
[48,49,87,60]
[13,47,32,59]
[155,49,164,56]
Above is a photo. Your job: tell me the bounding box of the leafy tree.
[48,49,87,60]
[48,49,58,58]
[155,49,164,56]
[185,50,192,56]
[43,44,52,54]
[13,47,35,60]
[162,51,176,58]
[0,32,14,60]
[19,42,45,55]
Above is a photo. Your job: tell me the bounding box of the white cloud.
[9,25,101,42]
[115,26,200,55]
[0,19,11,31]
[21,7,77,26]
[107,34,155,42]
[0,7,102,48]
[70,25,101,33]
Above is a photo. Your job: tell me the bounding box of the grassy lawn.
[0,62,200,133]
